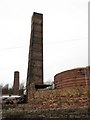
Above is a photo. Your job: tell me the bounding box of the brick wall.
[54,67,90,89]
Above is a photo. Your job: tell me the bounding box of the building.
[54,67,90,89]
[25,12,89,112]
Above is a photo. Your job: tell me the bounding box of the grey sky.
[0,0,88,86]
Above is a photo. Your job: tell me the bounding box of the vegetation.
[1,83,25,95]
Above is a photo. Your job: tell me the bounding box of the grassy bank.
[2,107,90,120]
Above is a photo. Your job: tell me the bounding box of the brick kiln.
[54,67,90,89]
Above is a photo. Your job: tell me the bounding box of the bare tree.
[20,82,24,90]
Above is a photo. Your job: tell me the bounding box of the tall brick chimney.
[26,12,43,94]
[13,71,19,95]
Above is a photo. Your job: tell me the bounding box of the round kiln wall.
[54,67,88,89]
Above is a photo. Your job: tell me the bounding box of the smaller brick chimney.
[13,71,19,95]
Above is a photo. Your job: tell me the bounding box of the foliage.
[2,109,24,119]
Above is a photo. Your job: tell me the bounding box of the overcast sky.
[0,0,88,87]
